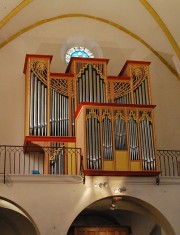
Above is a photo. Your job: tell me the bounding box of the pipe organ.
[24,55,158,175]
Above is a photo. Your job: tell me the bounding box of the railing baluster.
[157,150,180,176]
[19,150,21,174]
[4,146,6,184]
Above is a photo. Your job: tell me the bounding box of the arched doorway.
[67,196,175,235]
[0,197,40,235]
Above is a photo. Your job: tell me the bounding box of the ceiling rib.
[140,0,180,60]
[0,13,179,80]
[0,0,32,29]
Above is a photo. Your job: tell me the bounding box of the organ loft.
[23,54,160,177]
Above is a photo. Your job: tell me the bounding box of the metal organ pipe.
[85,70,89,102]
[51,89,55,136]
[71,97,75,136]
[50,89,69,136]
[40,84,45,136]
[128,114,140,161]
[37,80,41,136]
[33,75,38,135]
[86,110,101,170]
[102,114,113,160]
[114,113,127,151]
[139,112,155,170]
[133,79,149,105]
[30,72,34,135]
[77,64,105,105]
[44,88,47,136]
[115,93,131,104]
[29,72,47,136]
[89,65,93,102]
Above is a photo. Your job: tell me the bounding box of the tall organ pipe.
[133,80,150,105]
[128,115,139,161]
[139,113,156,170]
[77,64,105,105]
[29,72,47,136]
[50,89,69,137]
[86,110,101,170]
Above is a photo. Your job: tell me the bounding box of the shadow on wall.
[0,197,40,235]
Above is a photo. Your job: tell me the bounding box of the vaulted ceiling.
[0,0,179,80]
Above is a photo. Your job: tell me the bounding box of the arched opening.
[0,197,40,235]
[67,196,175,235]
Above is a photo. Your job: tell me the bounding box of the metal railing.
[157,150,180,176]
[0,145,84,183]
[0,146,179,184]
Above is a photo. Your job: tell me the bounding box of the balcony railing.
[0,146,179,184]
[157,150,180,176]
[0,145,84,184]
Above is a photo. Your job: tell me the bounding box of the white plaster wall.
[0,175,179,235]
[146,55,180,150]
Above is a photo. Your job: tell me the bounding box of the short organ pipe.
[50,89,69,136]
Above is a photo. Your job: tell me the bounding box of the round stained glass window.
[65,46,94,63]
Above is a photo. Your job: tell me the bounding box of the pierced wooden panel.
[31,59,48,85]
[114,81,131,99]
[76,61,106,78]
[77,63,105,81]
[50,78,68,97]
[131,65,148,90]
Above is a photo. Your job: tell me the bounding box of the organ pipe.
[114,111,127,150]
[139,111,156,170]
[86,109,101,169]
[29,72,47,136]
[77,64,106,105]
[127,111,140,161]
[102,110,113,160]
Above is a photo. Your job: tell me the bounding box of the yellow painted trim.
[0,0,32,29]
[140,0,180,60]
[0,13,179,80]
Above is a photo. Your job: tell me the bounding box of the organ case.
[23,55,159,176]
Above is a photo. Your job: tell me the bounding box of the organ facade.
[23,54,159,177]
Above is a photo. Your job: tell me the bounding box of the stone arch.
[0,196,40,235]
[67,195,175,235]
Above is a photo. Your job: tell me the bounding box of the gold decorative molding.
[0,13,179,80]
[86,109,99,121]
[0,0,32,29]
[140,0,180,60]
[31,59,48,84]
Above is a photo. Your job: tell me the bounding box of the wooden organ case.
[23,55,159,176]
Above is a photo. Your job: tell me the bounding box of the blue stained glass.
[65,46,94,63]
[71,51,89,58]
